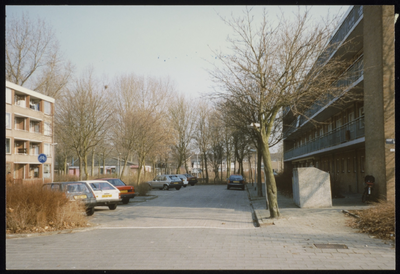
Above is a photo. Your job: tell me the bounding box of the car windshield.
[106,179,126,186]
[168,176,179,180]
[66,183,90,193]
[229,175,243,181]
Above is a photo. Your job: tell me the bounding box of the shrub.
[6,182,90,234]
[136,183,151,196]
[347,200,395,241]
[53,174,79,182]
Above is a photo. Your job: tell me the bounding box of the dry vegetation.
[346,200,395,241]
[6,182,91,234]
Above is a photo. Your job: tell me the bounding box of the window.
[15,117,25,130]
[336,159,340,173]
[44,101,51,115]
[29,99,40,111]
[359,107,364,128]
[44,122,52,136]
[30,165,40,178]
[347,157,351,172]
[348,112,354,123]
[328,121,332,132]
[342,158,345,173]
[353,157,357,172]
[360,156,365,172]
[44,143,51,156]
[6,138,11,154]
[15,95,26,107]
[6,88,11,104]
[44,164,51,178]
[6,113,11,129]
[30,121,41,133]
[30,143,40,155]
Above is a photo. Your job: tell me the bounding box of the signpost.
[38,153,47,184]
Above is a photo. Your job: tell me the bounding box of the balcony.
[316,5,363,67]
[283,55,363,139]
[284,116,364,160]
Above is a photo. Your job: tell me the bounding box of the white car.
[174,174,189,187]
[82,180,121,210]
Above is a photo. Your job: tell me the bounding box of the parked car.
[97,178,136,204]
[147,175,183,190]
[42,182,97,216]
[83,180,121,210]
[174,174,189,187]
[227,174,246,190]
[183,173,198,186]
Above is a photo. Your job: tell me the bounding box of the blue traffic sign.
[38,153,47,163]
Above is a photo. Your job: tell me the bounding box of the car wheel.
[163,184,169,190]
[122,198,130,204]
[190,183,194,186]
[108,204,117,210]
[176,187,181,190]
[86,207,95,216]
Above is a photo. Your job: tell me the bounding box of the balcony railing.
[316,5,363,67]
[284,116,364,160]
[283,55,363,139]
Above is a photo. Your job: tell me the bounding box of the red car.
[98,178,136,204]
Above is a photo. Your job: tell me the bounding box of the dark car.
[183,173,198,186]
[227,174,246,190]
[43,182,97,216]
[98,178,136,204]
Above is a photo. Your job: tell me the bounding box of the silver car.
[147,174,183,190]
[173,174,189,187]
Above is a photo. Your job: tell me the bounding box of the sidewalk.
[246,182,373,227]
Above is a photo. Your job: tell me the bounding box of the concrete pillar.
[363,6,395,201]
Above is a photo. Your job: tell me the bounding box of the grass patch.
[6,182,90,234]
[346,200,395,241]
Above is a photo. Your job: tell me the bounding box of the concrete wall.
[292,167,332,208]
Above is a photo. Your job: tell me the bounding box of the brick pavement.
[6,184,395,270]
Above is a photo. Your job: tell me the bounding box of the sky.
[6,5,349,99]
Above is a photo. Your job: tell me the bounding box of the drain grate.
[314,244,348,249]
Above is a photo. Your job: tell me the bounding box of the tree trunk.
[102,156,106,175]
[203,152,209,183]
[91,149,94,177]
[84,154,89,180]
[257,141,263,197]
[64,157,67,175]
[261,140,280,218]
[120,153,130,179]
[78,156,83,180]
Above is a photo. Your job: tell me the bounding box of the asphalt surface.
[6,184,395,270]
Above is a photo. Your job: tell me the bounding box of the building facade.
[282,6,395,201]
[6,81,56,184]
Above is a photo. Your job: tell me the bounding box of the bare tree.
[112,74,174,183]
[168,94,197,174]
[55,68,113,180]
[210,8,351,218]
[194,101,213,183]
[6,12,73,98]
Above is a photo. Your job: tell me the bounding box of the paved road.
[6,185,395,270]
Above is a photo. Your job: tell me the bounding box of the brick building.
[282,6,395,200]
[6,81,56,184]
